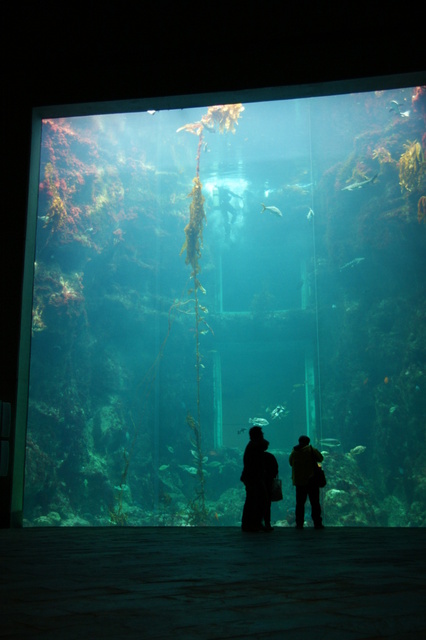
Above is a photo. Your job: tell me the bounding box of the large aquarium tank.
[21,85,426,527]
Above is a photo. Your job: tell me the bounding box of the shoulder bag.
[311,448,326,488]
[270,477,283,501]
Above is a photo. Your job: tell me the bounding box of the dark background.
[1,1,424,523]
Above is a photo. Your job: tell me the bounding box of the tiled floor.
[1,527,426,639]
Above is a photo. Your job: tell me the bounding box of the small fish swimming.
[179,464,199,475]
[237,428,247,435]
[270,405,289,420]
[350,445,366,456]
[292,381,307,390]
[260,203,283,217]
[319,438,341,448]
[339,257,365,271]
[388,100,410,118]
[341,173,378,191]
[191,450,208,463]
[248,417,269,427]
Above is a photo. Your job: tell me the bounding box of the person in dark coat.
[289,435,324,529]
[263,444,279,532]
[240,426,268,532]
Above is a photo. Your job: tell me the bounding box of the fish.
[319,438,341,448]
[237,428,247,435]
[179,465,199,475]
[388,100,410,118]
[260,203,283,217]
[307,208,314,220]
[281,181,315,194]
[350,445,366,456]
[191,450,208,463]
[270,405,289,420]
[248,417,269,426]
[114,484,129,492]
[292,381,307,390]
[339,257,365,271]
[341,173,378,191]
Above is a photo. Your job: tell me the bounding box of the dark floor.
[1,527,426,639]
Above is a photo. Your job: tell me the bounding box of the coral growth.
[372,146,395,165]
[412,86,426,119]
[49,275,84,311]
[43,162,68,229]
[399,140,425,193]
[31,304,46,334]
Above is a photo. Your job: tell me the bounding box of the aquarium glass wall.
[22,86,426,527]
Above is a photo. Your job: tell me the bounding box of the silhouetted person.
[263,444,279,532]
[240,426,268,532]
[289,435,324,529]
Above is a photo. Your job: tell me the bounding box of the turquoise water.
[24,87,426,526]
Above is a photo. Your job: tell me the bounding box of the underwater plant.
[417,196,426,224]
[109,448,131,525]
[399,140,425,193]
[372,146,395,165]
[178,104,244,523]
[181,176,206,273]
[177,103,244,137]
[185,412,207,523]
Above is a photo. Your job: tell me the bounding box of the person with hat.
[289,435,324,529]
[240,426,269,532]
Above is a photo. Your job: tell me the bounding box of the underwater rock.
[325,488,348,504]
[210,487,244,526]
[383,495,408,527]
[408,501,426,527]
[33,511,61,526]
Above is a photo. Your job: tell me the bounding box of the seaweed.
[399,140,425,193]
[178,104,244,521]
[180,176,206,274]
[417,196,426,224]
[185,412,208,523]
